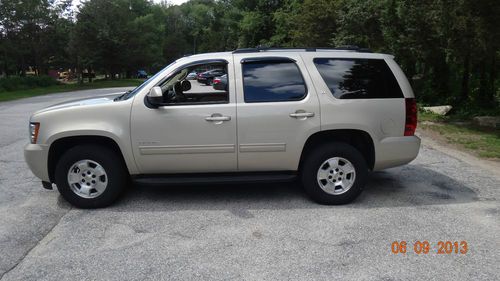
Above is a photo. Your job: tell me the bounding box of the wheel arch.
[299,129,375,171]
[48,135,131,183]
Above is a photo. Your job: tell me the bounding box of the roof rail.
[332,45,372,52]
[232,45,372,54]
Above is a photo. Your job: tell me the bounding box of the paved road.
[0,89,498,280]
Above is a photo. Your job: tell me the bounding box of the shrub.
[0,76,59,92]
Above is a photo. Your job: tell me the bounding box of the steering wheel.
[173,81,186,102]
[163,81,184,103]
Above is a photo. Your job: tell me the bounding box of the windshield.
[115,61,176,101]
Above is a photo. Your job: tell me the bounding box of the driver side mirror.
[145,86,163,108]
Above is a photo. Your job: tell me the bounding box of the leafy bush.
[451,104,500,119]
[0,76,59,92]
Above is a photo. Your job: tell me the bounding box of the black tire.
[55,144,128,208]
[301,143,368,205]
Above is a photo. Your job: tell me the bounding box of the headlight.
[29,122,40,144]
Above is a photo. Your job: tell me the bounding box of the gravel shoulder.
[418,128,500,178]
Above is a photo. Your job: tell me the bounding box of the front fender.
[46,130,139,175]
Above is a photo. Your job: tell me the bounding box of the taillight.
[404,98,417,136]
[213,78,221,84]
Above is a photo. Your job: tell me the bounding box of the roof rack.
[232,45,372,54]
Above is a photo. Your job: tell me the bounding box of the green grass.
[418,110,447,122]
[419,111,500,159]
[0,79,143,102]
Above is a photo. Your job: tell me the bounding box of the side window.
[313,58,403,99]
[158,62,228,105]
[242,60,307,103]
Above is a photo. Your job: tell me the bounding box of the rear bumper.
[24,143,50,182]
[373,136,421,170]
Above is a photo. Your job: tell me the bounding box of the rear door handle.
[289,111,315,119]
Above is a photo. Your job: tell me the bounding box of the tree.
[71,0,165,78]
[333,0,384,49]
[2,0,498,113]
[0,0,72,76]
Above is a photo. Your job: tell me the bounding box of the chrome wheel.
[316,157,356,195]
[67,159,108,199]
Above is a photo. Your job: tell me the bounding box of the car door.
[130,57,237,173]
[233,53,321,171]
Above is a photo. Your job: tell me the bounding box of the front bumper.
[24,143,50,182]
[374,136,421,170]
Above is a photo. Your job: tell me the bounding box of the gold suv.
[25,47,420,208]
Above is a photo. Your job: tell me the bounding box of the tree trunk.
[478,59,488,106]
[488,53,497,106]
[77,67,82,84]
[2,56,8,77]
[77,57,83,85]
[460,52,470,102]
[78,69,83,84]
[19,56,26,76]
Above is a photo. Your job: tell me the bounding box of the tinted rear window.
[313,58,403,99]
[242,62,306,102]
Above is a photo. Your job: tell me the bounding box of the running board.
[132,172,297,186]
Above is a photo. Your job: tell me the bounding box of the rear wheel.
[301,143,368,204]
[55,145,128,208]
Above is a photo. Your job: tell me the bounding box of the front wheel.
[301,143,368,205]
[55,145,128,208]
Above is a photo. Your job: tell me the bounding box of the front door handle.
[205,114,231,124]
[289,111,315,119]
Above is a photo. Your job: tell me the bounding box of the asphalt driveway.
[0,88,498,280]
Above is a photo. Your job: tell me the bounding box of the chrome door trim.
[239,143,286,153]
[139,144,235,155]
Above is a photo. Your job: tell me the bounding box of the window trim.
[241,56,296,64]
[155,59,228,87]
[241,58,308,103]
[144,59,230,107]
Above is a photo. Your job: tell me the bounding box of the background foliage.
[0,0,498,112]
